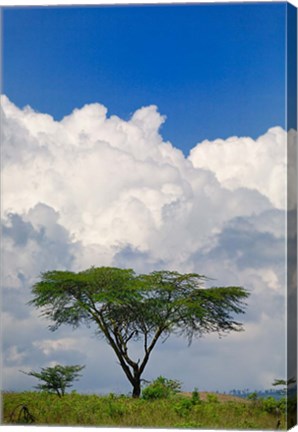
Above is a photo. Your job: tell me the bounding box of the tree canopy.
[31,267,249,397]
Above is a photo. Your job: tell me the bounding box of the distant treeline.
[227,389,288,400]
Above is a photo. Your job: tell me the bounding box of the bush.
[142,376,181,400]
[174,398,194,417]
[247,392,258,402]
[191,388,201,405]
[261,397,279,414]
[206,393,219,403]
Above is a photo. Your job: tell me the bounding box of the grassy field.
[1,391,285,429]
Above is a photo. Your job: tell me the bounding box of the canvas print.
[1,1,297,430]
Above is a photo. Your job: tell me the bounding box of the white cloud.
[33,338,79,356]
[5,346,27,364]
[1,94,274,260]
[189,127,287,209]
[1,95,290,393]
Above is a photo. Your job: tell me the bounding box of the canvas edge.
[286,2,298,430]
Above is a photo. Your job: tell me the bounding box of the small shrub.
[247,391,258,402]
[262,396,279,413]
[206,393,219,403]
[191,387,201,405]
[174,398,193,417]
[142,376,181,400]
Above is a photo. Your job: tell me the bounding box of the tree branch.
[77,294,136,385]
[139,326,165,376]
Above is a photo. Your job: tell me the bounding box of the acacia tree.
[22,364,85,397]
[30,267,249,398]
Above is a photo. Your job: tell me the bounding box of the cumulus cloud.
[1,94,274,259]
[189,127,288,209]
[1,95,291,393]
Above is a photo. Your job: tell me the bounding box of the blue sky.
[2,2,286,154]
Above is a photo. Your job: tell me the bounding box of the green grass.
[1,391,285,429]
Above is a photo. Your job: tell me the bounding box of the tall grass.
[1,391,285,429]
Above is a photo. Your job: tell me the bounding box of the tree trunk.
[132,379,141,398]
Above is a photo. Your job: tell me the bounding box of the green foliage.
[21,364,85,397]
[272,377,296,397]
[107,400,126,418]
[30,266,249,397]
[247,391,261,410]
[191,387,201,405]
[272,378,297,429]
[142,376,181,400]
[247,391,258,402]
[31,267,249,339]
[261,396,280,414]
[2,391,286,429]
[258,395,286,419]
[174,398,194,417]
[173,388,201,419]
[206,393,219,403]
[278,396,286,412]
[272,377,296,387]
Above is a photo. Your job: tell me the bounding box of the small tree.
[30,267,249,397]
[22,364,85,397]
